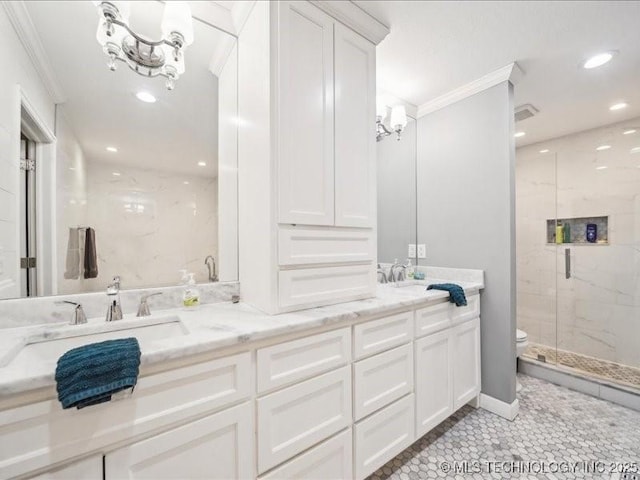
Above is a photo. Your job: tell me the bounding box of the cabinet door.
[415,330,453,438]
[278,1,335,225]
[260,429,352,480]
[334,23,376,227]
[28,456,102,479]
[105,402,253,479]
[452,317,481,410]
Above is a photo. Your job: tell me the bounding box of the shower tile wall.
[56,120,218,294]
[517,117,640,370]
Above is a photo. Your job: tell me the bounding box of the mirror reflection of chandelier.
[376,101,408,142]
[92,1,194,90]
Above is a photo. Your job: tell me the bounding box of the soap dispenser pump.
[183,272,200,308]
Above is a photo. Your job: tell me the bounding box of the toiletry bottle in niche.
[555,221,564,244]
[586,223,597,243]
[563,222,571,243]
[183,273,200,307]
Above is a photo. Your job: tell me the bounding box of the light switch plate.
[417,244,426,259]
[408,244,416,258]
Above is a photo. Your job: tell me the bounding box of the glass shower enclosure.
[516,118,640,391]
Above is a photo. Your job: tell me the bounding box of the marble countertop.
[0,276,483,398]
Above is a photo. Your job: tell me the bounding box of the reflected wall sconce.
[376,102,407,142]
[92,1,194,90]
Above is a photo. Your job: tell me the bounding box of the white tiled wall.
[517,117,640,368]
[56,159,218,294]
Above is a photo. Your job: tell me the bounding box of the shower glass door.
[554,123,640,390]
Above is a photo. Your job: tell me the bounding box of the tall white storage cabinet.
[238,1,388,314]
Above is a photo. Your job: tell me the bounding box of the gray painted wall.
[377,118,417,265]
[416,82,516,405]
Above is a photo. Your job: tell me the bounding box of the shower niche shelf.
[546,216,608,245]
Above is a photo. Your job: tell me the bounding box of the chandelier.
[93,1,194,90]
[376,102,408,142]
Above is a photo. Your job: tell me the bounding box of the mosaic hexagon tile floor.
[368,374,640,480]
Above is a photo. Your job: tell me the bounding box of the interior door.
[19,133,37,297]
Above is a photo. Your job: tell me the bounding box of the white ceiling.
[356,0,640,147]
[25,1,234,177]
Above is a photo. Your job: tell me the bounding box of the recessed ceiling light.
[112,172,121,176]
[595,165,608,170]
[136,91,157,103]
[539,149,550,154]
[583,52,614,69]
[197,161,207,167]
[183,181,189,185]
[69,167,76,171]
[106,146,118,153]
[609,102,628,111]
[631,147,640,154]
[596,145,611,151]
[623,129,637,135]
[514,131,526,138]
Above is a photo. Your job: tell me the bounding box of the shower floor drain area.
[524,343,640,390]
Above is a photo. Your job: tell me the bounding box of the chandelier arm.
[109,18,181,49]
[377,121,393,136]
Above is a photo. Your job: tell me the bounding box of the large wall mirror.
[0,1,238,300]
[377,104,417,273]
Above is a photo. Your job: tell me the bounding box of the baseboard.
[479,393,520,420]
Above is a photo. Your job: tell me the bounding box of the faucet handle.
[56,300,88,325]
[137,292,163,317]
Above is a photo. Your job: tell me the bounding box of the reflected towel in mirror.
[63,227,80,279]
[84,227,98,279]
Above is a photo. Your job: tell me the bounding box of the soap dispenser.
[406,258,415,279]
[183,273,200,308]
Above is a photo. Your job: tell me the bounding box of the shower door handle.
[565,248,571,279]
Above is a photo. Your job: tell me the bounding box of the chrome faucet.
[389,261,408,283]
[106,275,123,322]
[57,300,87,325]
[377,264,388,284]
[205,255,218,282]
[137,292,163,317]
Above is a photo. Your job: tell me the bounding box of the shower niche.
[546,216,608,245]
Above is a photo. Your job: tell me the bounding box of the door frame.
[17,86,57,296]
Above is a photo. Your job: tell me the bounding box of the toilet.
[516,329,528,392]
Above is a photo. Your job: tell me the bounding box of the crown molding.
[209,35,236,77]
[417,62,524,118]
[2,1,66,104]
[310,1,389,45]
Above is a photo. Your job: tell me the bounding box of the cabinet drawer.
[278,225,374,266]
[354,394,415,480]
[353,311,413,360]
[452,293,480,323]
[260,429,352,480]
[415,301,451,337]
[0,353,251,479]
[105,402,254,480]
[354,344,413,421]
[257,367,352,473]
[257,328,351,393]
[279,264,375,311]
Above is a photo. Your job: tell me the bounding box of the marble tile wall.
[57,160,218,294]
[516,116,640,369]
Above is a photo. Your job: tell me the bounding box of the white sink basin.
[2,316,188,370]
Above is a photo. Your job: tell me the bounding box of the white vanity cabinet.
[28,456,102,480]
[105,402,254,480]
[238,0,385,314]
[414,297,482,438]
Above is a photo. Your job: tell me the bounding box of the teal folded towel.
[427,283,467,307]
[55,338,141,409]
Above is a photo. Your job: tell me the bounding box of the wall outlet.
[417,244,426,259]
[408,244,416,258]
